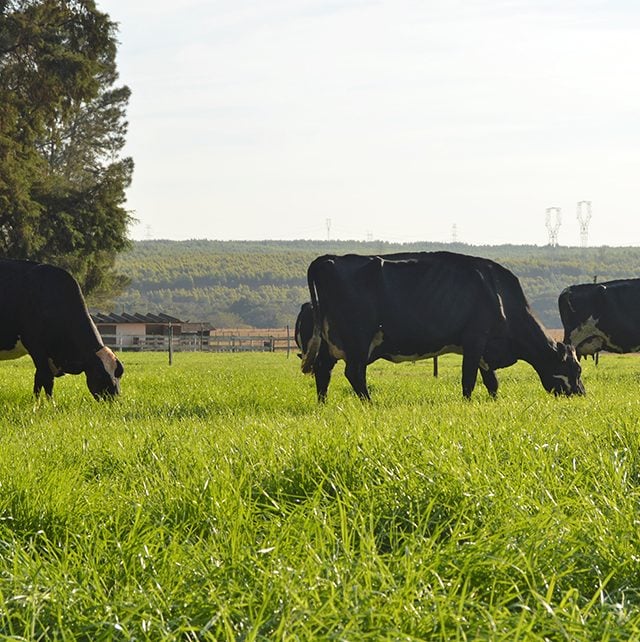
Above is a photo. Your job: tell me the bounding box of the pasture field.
[1,352,640,640]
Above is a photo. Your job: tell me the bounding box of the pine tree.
[0,0,133,301]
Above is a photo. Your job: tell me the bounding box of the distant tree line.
[111,240,640,329]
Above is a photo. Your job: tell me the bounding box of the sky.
[97,0,640,246]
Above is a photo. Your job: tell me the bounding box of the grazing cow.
[295,302,338,399]
[300,251,585,401]
[558,278,640,358]
[0,259,124,399]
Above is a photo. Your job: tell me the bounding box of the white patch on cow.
[368,328,384,358]
[385,344,463,363]
[323,319,347,361]
[568,316,640,355]
[97,346,118,379]
[552,374,570,387]
[0,338,28,361]
[496,293,506,320]
[569,316,602,352]
[301,330,321,373]
[608,340,640,353]
[578,337,605,355]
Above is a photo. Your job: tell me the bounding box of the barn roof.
[92,312,185,324]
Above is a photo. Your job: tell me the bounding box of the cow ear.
[114,360,124,378]
[557,342,567,360]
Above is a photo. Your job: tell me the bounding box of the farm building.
[92,312,294,353]
[91,312,212,351]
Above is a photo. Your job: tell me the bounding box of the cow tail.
[301,263,322,374]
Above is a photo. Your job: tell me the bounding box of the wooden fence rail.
[100,331,295,355]
[100,331,441,376]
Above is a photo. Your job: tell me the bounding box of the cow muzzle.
[86,352,124,400]
[550,374,585,396]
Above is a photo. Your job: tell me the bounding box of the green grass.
[1,351,640,640]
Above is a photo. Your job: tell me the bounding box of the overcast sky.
[97,0,640,247]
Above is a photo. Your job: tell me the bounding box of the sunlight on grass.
[1,352,640,638]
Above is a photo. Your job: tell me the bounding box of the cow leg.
[461,348,484,399]
[27,348,55,398]
[461,360,478,399]
[479,368,498,398]
[344,360,370,400]
[461,328,491,399]
[33,366,54,398]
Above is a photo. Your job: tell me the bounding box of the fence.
[100,327,567,375]
[100,327,295,355]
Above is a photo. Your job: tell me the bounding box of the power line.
[545,207,561,246]
[577,200,592,247]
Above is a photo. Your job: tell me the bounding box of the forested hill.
[111,240,640,329]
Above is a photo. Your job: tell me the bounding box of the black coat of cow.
[559,278,640,358]
[300,252,585,401]
[0,259,123,399]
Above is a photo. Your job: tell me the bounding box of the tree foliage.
[113,240,640,329]
[0,0,133,301]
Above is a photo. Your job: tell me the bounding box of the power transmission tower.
[545,207,561,246]
[451,223,458,243]
[325,218,332,241]
[576,200,592,247]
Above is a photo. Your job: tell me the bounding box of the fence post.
[433,356,438,378]
[168,323,173,365]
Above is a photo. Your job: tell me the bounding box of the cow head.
[295,302,314,359]
[84,347,124,399]
[542,342,585,396]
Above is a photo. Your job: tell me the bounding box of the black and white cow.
[0,259,123,399]
[295,302,338,399]
[559,278,640,358]
[300,251,585,401]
